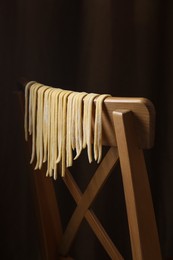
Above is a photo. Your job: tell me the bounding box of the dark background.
[0,0,173,259]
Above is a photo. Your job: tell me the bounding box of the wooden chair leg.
[32,171,63,260]
[113,110,162,260]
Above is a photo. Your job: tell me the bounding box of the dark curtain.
[0,0,173,259]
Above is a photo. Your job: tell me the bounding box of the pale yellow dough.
[25,82,110,178]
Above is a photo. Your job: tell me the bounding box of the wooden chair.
[17,80,162,260]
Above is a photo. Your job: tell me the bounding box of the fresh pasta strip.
[74,92,87,160]
[66,92,77,167]
[46,88,55,175]
[61,90,73,177]
[34,86,50,170]
[29,83,43,164]
[46,88,56,177]
[35,87,43,169]
[84,93,99,163]
[82,95,90,149]
[48,88,63,177]
[28,83,37,136]
[94,94,110,163]
[50,89,57,176]
[24,81,36,141]
[38,86,50,169]
[40,87,54,176]
[56,91,64,164]
[55,90,73,177]
[49,89,57,176]
[43,87,54,164]
[71,92,77,150]
[52,88,63,179]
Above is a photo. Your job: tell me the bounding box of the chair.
[17,79,162,260]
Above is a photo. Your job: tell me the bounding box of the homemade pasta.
[25,81,110,179]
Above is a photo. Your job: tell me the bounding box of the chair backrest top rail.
[101,96,155,149]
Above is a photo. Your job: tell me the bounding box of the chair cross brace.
[59,147,123,259]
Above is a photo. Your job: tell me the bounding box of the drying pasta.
[66,92,77,167]
[29,83,43,164]
[73,92,87,160]
[94,94,111,163]
[24,81,110,179]
[83,93,99,163]
[24,81,36,141]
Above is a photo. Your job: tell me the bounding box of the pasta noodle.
[94,94,110,163]
[24,81,110,178]
[24,81,36,141]
[66,92,77,167]
[52,88,63,179]
[74,92,87,160]
[29,83,43,164]
[61,90,73,177]
[83,93,99,163]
